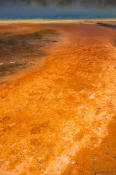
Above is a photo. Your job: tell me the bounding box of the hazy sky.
[0,0,116,19]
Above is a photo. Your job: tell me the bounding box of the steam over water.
[0,0,116,19]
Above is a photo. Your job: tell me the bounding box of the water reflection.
[0,0,116,19]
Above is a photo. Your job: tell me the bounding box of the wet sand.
[0,20,116,175]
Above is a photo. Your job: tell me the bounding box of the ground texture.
[0,22,116,175]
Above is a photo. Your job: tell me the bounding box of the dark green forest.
[0,0,116,7]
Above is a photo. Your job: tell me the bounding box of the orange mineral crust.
[0,21,116,175]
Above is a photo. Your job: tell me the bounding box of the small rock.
[92,157,97,160]
[10,61,15,64]
[0,62,4,66]
[52,40,57,42]
[71,161,77,165]
[9,123,16,127]
[18,108,23,111]
[89,93,95,99]
[37,160,42,164]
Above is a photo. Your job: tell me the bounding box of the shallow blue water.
[0,0,116,19]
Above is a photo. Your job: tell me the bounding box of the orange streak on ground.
[0,23,116,175]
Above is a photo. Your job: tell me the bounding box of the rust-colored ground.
[0,21,116,175]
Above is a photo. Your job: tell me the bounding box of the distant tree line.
[0,0,116,7]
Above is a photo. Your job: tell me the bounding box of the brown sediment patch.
[0,25,60,80]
